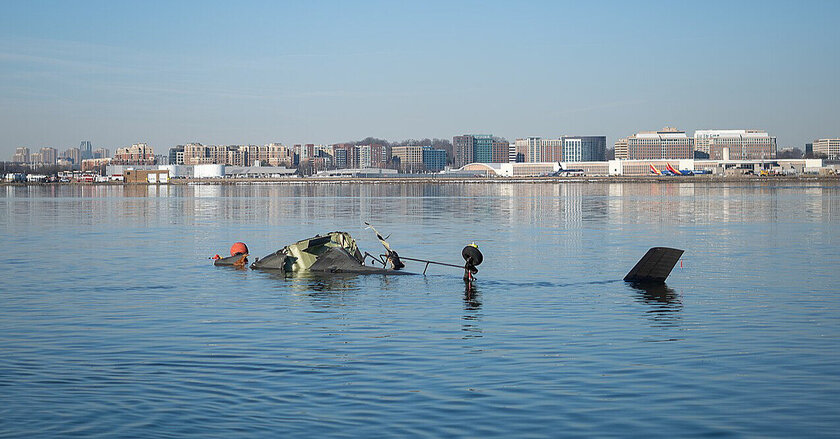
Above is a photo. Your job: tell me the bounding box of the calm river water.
[1,182,839,437]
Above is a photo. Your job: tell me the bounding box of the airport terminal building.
[457,158,825,177]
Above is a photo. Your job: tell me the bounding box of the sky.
[1,0,839,157]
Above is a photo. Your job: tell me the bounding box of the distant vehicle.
[665,163,694,176]
[651,163,696,176]
[549,169,585,177]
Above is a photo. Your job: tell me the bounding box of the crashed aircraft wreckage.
[213,224,484,280]
[212,225,682,284]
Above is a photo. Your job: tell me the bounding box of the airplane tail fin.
[666,163,682,175]
[624,247,684,283]
[649,164,662,175]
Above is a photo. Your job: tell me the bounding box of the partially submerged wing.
[624,247,684,283]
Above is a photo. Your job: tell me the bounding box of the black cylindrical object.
[462,245,483,266]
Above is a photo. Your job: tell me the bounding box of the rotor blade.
[364,222,394,253]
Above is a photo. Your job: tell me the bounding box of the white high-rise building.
[812,139,840,159]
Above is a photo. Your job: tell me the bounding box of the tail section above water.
[624,247,684,283]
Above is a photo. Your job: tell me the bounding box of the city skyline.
[1,1,839,157]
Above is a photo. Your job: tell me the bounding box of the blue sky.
[1,0,838,156]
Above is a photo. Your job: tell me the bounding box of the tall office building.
[332,144,358,169]
[422,148,447,171]
[626,128,693,160]
[473,135,493,163]
[562,136,606,162]
[694,129,776,160]
[515,137,563,163]
[93,148,110,159]
[453,134,497,166]
[813,138,840,159]
[80,141,93,160]
[358,144,384,168]
[491,140,510,163]
[614,138,628,160]
[12,147,29,163]
[509,142,519,163]
[39,147,58,164]
[392,145,425,172]
[453,135,474,168]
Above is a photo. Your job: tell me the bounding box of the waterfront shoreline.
[2,174,838,186]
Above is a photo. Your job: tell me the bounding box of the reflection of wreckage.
[214,226,484,280]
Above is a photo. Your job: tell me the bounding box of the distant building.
[332,143,358,169]
[333,147,348,169]
[508,142,518,163]
[626,127,693,160]
[12,147,29,163]
[459,162,561,177]
[124,169,169,184]
[562,136,606,162]
[473,135,493,163]
[266,143,294,167]
[180,143,290,166]
[453,135,474,168]
[358,144,385,168]
[93,148,110,159]
[813,138,840,159]
[293,144,317,163]
[515,137,562,163]
[392,145,425,172]
[169,145,185,165]
[491,140,510,163]
[81,158,111,172]
[512,136,606,163]
[79,141,93,160]
[392,145,445,172]
[805,143,813,156]
[61,147,81,164]
[38,147,58,165]
[614,138,628,160]
[453,134,495,166]
[315,168,398,178]
[113,143,156,165]
[422,148,447,171]
[694,129,776,160]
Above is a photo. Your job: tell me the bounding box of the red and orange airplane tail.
[665,163,682,175]
[649,164,662,175]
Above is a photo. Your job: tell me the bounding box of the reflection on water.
[631,282,683,328]
[463,281,481,310]
[462,281,482,339]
